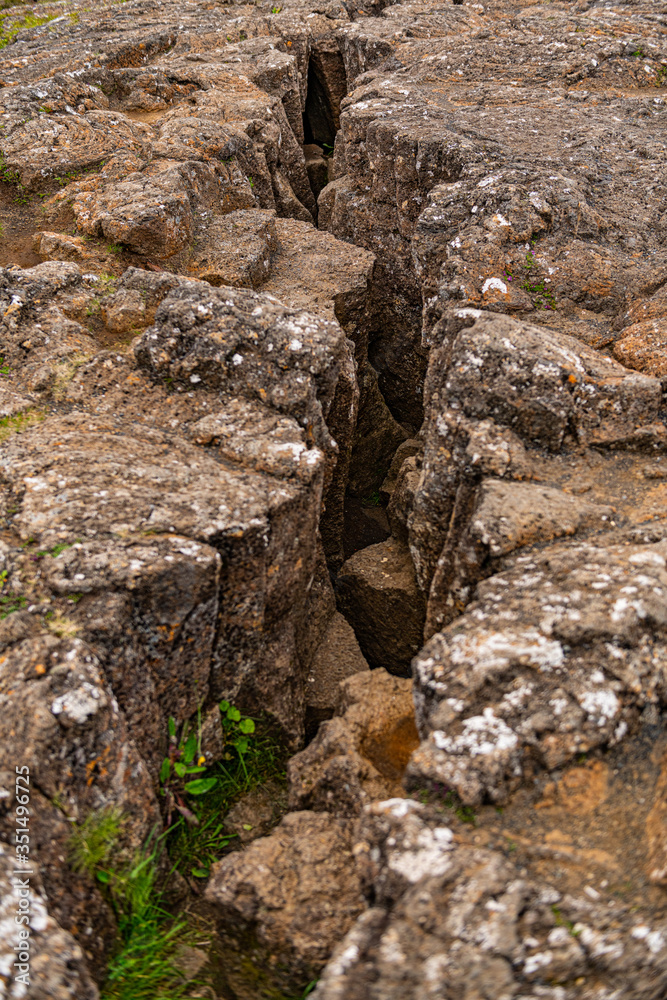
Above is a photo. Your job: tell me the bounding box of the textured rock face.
[288,668,418,815]
[0,636,159,975]
[205,811,366,989]
[409,310,664,635]
[312,800,667,1000]
[0,846,100,1000]
[409,525,667,806]
[1,0,667,994]
[0,275,354,760]
[337,536,425,674]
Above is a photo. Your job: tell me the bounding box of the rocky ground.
[0,0,666,995]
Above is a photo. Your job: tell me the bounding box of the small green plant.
[0,151,19,184]
[28,538,82,558]
[0,356,9,375]
[162,704,252,797]
[453,798,476,825]
[68,807,123,882]
[0,569,27,619]
[322,142,334,156]
[107,243,123,255]
[47,539,80,557]
[247,175,255,189]
[159,717,210,827]
[551,904,581,938]
[13,183,30,205]
[166,705,285,879]
[504,241,556,311]
[271,5,282,11]
[160,704,254,822]
[361,490,381,507]
[418,784,477,825]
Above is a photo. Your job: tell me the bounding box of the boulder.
[337,537,425,674]
[205,811,366,988]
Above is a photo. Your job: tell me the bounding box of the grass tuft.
[101,850,196,1000]
[68,807,123,880]
[0,409,45,444]
[68,814,203,1000]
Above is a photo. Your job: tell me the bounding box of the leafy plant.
[219,699,257,772]
[159,716,209,828]
[159,702,256,825]
[0,356,9,375]
[0,569,26,619]
[166,706,285,879]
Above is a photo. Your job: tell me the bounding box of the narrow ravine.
[1,0,667,998]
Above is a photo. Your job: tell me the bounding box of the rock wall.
[1,0,667,995]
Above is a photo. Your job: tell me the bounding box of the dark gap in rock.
[302,46,347,201]
[303,59,338,148]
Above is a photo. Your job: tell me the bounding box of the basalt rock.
[0,634,159,974]
[337,536,425,674]
[288,668,418,815]
[409,311,667,636]
[205,810,366,990]
[312,799,667,1000]
[408,522,667,806]
[0,846,99,1000]
[2,0,667,993]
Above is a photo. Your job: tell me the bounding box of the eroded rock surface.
[312,800,667,1000]
[2,0,667,994]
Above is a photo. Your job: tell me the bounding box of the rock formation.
[1,0,666,995]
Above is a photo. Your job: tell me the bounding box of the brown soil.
[427,722,667,919]
[0,182,44,268]
[122,108,169,124]
[362,714,421,784]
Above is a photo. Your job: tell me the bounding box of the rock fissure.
[2,0,667,997]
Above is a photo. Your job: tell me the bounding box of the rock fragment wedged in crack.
[1,0,667,995]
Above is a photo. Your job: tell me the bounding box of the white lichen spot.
[387,826,454,883]
[578,688,620,724]
[51,682,103,724]
[481,277,508,296]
